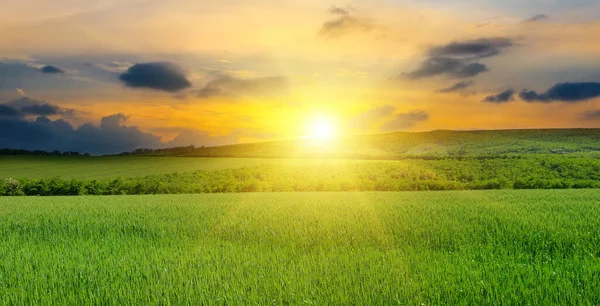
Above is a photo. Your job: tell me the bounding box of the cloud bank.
[0,113,163,155]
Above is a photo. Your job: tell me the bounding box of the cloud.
[437,81,474,93]
[519,82,600,103]
[403,37,513,80]
[327,6,350,15]
[524,14,549,23]
[483,90,515,103]
[379,110,429,131]
[0,113,162,155]
[582,109,600,120]
[405,58,488,79]
[428,38,513,59]
[320,6,374,38]
[197,75,288,98]
[40,65,65,74]
[20,103,61,116]
[100,113,129,128]
[3,97,77,118]
[347,104,395,130]
[119,62,191,92]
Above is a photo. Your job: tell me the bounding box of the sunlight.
[306,117,337,140]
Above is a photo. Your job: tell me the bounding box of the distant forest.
[0,148,89,156]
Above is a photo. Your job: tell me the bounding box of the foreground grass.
[0,190,599,304]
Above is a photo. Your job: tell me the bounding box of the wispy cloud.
[320,5,374,38]
[437,81,474,93]
[483,90,515,103]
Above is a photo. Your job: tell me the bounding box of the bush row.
[2,156,600,196]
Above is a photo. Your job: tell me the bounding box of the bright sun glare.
[307,117,337,140]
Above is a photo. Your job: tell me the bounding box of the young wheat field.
[1,190,599,305]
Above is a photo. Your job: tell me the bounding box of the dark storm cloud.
[119,62,191,92]
[524,14,549,22]
[437,81,474,93]
[582,109,600,120]
[197,75,288,98]
[0,113,162,155]
[483,90,515,103]
[320,5,373,38]
[379,110,429,132]
[519,82,600,103]
[403,37,513,80]
[40,65,65,74]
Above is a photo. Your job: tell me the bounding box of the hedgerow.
[3,156,600,196]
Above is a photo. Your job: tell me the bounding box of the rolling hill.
[122,129,600,159]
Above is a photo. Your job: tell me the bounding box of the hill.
[121,129,600,159]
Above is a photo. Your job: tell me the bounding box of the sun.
[306,117,337,140]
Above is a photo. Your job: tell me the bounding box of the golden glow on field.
[306,116,338,140]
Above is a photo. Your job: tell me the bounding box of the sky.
[1,0,600,154]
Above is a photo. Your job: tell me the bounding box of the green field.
[1,190,599,304]
[0,156,392,179]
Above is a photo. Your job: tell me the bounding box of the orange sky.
[1,0,599,153]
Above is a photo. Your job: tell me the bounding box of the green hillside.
[125,129,600,159]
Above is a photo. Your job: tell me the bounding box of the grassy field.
[0,156,394,179]
[1,190,599,304]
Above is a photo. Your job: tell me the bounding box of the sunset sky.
[1,0,600,154]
